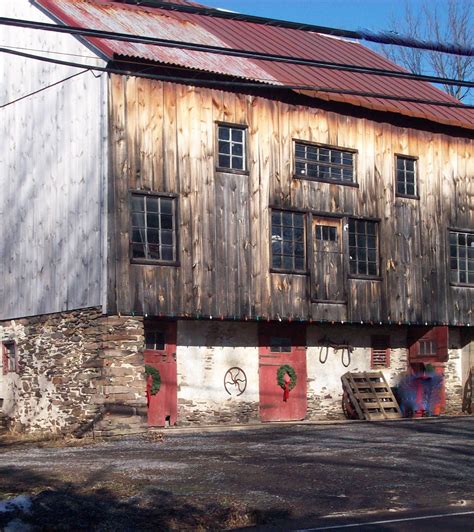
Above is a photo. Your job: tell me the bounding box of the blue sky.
[210,0,449,33]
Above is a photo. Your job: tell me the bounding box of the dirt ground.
[0,417,473,530]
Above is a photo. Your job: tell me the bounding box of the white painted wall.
[177,321,259,409]
[0,0,108,319]
[306,325,408,415]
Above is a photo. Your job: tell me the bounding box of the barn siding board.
[108,78,473,325]
[0,0,106,321]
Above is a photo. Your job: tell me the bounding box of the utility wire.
[118,0,474,57]
[0,17,473,89]
[0,69,89,109]
[1,46,473,111]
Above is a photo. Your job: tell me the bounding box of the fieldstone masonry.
[0,312,469,434]
[0,308,147,435]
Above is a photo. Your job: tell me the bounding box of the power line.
[0,70,89,109]
[1,46,473,111]
[118,0,474,58]
[1,17,473,90]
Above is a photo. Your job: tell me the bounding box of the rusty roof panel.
[34,0,474,129]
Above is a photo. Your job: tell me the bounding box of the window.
[396,155,417,197]
[130,193,178,263]
[2,341,17,374]
[145,331,166,351]
[371,336,390,368]
[449,230,474,285]
[315,224,337,242]
[294,141,355,184]
[217,124,246,171]
[408,326,448,362]
[269,336,292,353]
[271,210,306,273]
[348,219,379,276]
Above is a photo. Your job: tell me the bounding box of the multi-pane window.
[294,141,354,183]
[348,219,379,276]
[269,336,292,353]
[130,193,177,263]
[449,230,474,285]
[217,125,246,171]
[315,224,337,242]
[145,330,166,351]
[271,210,306,272]
[396,156,417,197]
[371,336,390,368]
[419,339,437,356]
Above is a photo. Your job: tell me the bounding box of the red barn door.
[144,321,177,427]
[258,323,307,422]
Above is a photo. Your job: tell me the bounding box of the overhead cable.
[1,46,473,111]
[0,17,473,90]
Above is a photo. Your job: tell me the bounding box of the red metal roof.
[34,0,474,130]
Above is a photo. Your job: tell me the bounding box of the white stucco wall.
[306,324,408,418]
[176,320,259,424]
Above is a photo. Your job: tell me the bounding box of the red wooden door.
[408,326,447,415]
[144,321,177,427]
[258,323,307,422]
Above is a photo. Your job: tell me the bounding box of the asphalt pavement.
[0,417,473,530]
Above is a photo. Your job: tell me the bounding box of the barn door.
[258,323,307,422]
[144,321,177,427]
[311,216,346,303]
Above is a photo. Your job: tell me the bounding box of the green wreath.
[277,364,297,390]
[145,365,161,395]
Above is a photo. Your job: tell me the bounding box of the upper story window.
[217,124,246,172]
[130,193,178,264]
[396,155,418,198]
[294,141,355,184]
[348,219,379,277]
[449,230,474,285]
[271,210,306,273]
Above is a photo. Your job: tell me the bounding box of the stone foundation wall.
[0,308,146,435]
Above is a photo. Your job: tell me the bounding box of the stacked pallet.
[341,371,402,420]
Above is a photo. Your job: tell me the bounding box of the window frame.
[2,341,18,374]
[395,154,419,199]
[129,191,180,266]
[270,208,308,275]
[292,140,358,187]
[448,227,474,287]
[215,122,248,174]
[347,217,381,279]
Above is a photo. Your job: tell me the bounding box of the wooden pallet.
[341,371,402,420]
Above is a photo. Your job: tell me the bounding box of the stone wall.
[0,308,146,435]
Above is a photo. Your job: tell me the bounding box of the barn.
[1,0,473,435]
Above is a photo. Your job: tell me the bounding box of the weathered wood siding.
[0,0,107,320]
[109,77,474,325]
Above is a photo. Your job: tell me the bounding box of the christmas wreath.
[277,364,297,391]
[145,365,161,395]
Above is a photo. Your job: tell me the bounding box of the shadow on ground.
[0,466,292,531]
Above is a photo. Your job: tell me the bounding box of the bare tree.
[382,0,473,101]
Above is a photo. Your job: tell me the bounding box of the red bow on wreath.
[283,381,290,402]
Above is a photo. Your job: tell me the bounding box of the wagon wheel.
[342,391,358,419]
